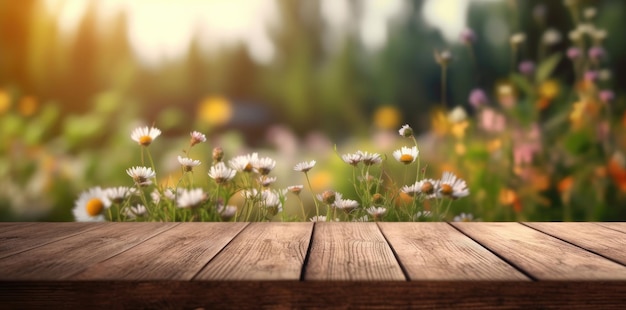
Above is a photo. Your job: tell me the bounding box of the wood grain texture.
[524,222,626,265]
[305,222,405,281]
[0,222,177,280]
[2,281,626,309]
[378,222,529,280]
[71,222,248,280]
[195,222,312,280]
[453,222,626,280]
[595,222,626,234]
[0,222,101,259]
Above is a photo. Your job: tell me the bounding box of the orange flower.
[558,176,574,193]
[499,188,522,212]
[607,152,626,192]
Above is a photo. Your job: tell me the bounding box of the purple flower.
[468,89,488,109]
[518,60,535,76]
[460,28,476,44]
[599,90,614,103]
[588,46,605,62]
[567,47,581,60]
[584,70,599,82]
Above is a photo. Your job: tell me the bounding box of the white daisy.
[178,156,201,172]
[294,160,316,172]
[259,176,277,187]
[309,215,327,222]
[262,189,283,215]
[287,185,304,195]
[317,191,342,205]
[254,156,276,175]
[341,152,362,166]
[229,153,258,172]
[439,172,469,199]
[400,182,421,197]
[131,126,161,146]
[105,186,136,203]
[358,151,382,166]
[242,188,259,200]
[352,215,370,222]
[73,187,111,222]
[177,188,206,208]
[126,166,156,186]
[217,205,237,221]
[393,146,419,164]
[208,162,236,184]
[124,204,147,219]
[334,198,359,213]
[398,124,413,137]
[151,188,175,204]
[413,211,432,221]
[366,206,387,220]
[189,131,206,146]
[453,212,475,222]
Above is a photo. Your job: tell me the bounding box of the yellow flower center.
[421,182,434,194]
[139,135,153,146]
[400,154,414,164]
[441,184,453,196]
[85,198,104,216]
[244,163,253,172]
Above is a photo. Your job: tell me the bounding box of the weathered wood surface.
[1,222,626,309]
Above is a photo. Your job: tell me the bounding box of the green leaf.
[509,73,534,95]
[535,53,562,83]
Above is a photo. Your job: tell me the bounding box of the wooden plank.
[452,222,626,280]
[595,222,626,234]
[0,222,177,280]
[524,222,626,266]
[2,281,626,309]
[0,222,35,233]
[378,222,529,280]
[304,222,405,281]
[0,223,101,259]
[71,222,248,280]
[194,222,312,280]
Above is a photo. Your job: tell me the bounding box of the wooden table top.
[1,222,626,308]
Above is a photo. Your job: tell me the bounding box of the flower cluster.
[73,123,470,222]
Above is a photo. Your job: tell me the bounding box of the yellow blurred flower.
[539,80,560,100]
[18,96,38,117]
[499,188,522,212]
[570,100,600,128]
[373,105,401,130]
[454,142,466,155]
[198,96,232,127]
[310,170,333,192]
[430,108,449,136]
[450,120,469,140]
[487,138,502,153]
[0,89,10,114]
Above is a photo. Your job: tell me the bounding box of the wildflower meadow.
[1,0,625,222]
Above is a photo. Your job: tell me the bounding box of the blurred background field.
[1,0,626,221]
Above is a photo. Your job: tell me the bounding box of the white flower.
[309,215,327,222]
[398,124,413,137]
[125,204,147,219]
[126,166,156,186]
[189,131,206,146]
[400,182,421,197]
[217,205,237,221]
[334,198,359,213]
[358,151,382,165]
[439,172,469,199]
[393,146,419,164]
[317,191,342,205]
[177,188,206,208]
[510,32,526,45]
[73,187,111,222]
[254,156,276,175]
[208,162,236,184]
[453,213,475,222]
[151,188,175,204]
[229,153,258,172]
[259,176,277,187]
[287,185,304,195]
[261,189,284,215]
[105,186,136,203]
[352,215,370,222]
[178,156,201,172]
[401,179,438,198]
[131,126,161,146]
[241,188,259,200]
[366,206,387,220]
[294,160,316,172]
[448,106,467,123]
[542,28,562,46]
[341,152,362,166]
[413,211,432,221]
